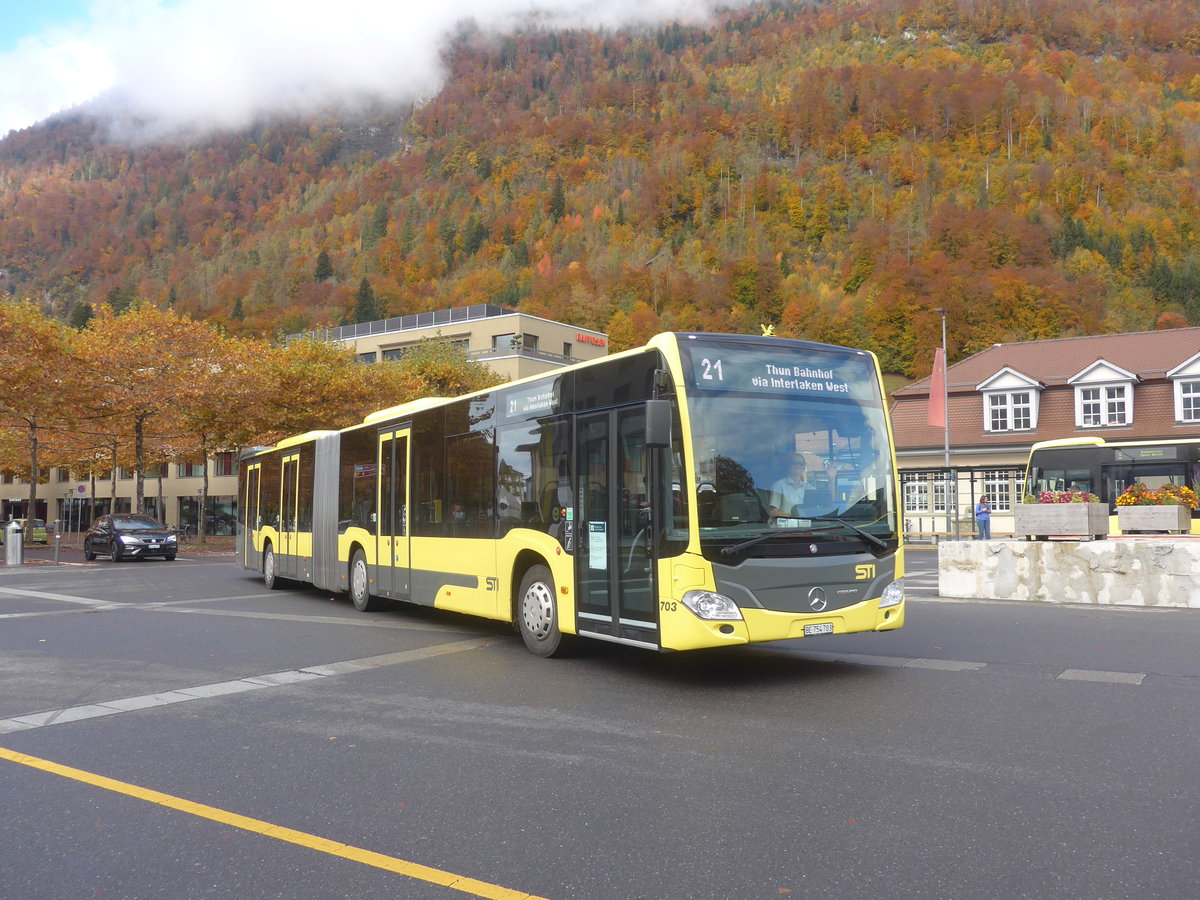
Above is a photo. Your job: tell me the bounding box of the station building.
[889,327,1200,537]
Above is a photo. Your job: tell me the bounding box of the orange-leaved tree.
[240,336,504,446]
[172,332,270,540]
[0,302,80,528]
[74,304,236,514]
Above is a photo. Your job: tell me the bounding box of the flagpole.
[934,307,952,536]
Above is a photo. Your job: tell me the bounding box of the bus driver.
[769,454,809,520]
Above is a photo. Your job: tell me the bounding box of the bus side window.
[496,419,570,539]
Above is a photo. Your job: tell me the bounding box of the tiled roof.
[891,328,1200,451]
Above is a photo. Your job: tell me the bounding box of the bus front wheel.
[349,549,384,612]
[518,565,570,657]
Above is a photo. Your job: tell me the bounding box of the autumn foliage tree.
[0,303,79,524]
[73,305,241,513]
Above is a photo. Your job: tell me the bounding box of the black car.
[83,514,177,562]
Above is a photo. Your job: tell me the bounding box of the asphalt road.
[1,553,1197,899]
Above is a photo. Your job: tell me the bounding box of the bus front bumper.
[661,597,905,651]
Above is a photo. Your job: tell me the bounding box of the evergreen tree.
[463,217,488,256]
[364,204,388,249]
[68,302,94,329]
[106,285,136,314]
[315,249,334,281]
[354,278,380,323]
[549,174,566,223]
[231,297,245,321]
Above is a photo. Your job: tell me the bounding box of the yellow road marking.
[0,746,548,900]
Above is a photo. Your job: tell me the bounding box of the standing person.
[974,495,991,540]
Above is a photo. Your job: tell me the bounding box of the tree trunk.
[26,416,38,537]
[110,442,117,512]
[134,417,145,514]
[197,432,211,543]
[200,454,209,543]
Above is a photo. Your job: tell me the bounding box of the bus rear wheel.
[518,565,571,657]
[349,549,384,612]
[263,545,284,590]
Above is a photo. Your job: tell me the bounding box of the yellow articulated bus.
[1024,436,1200,534]
[237,332,906,656]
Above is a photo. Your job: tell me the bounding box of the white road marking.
[0,638,497,735]
[0,587,119,609]
[1058,668,1146,685]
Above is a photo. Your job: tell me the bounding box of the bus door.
[279,451,301,579]
[575,406,660,649]
[242,462,261,570]
[377,428,411,599]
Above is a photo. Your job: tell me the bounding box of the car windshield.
[114,517,164,531]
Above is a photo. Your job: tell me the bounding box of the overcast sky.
[0,0,738,141]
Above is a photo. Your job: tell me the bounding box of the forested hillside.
[3,0,1200,377]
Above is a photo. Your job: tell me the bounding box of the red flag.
[927,347,946,428]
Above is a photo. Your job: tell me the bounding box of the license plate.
[148,542,159,548]
[803,623,834,636]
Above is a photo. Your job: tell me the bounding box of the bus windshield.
[678,338,897,552]
[1026,443,1200,508]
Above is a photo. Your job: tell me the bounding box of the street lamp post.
[933,307,954,537]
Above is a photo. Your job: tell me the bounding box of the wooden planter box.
[1117,505,1192,535]
[1014,502,1110,540]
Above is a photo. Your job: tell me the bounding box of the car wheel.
[83,542,96,561]
[109,540,123,562]
[164,554,176,561]
[517,564,572,657]
[349,549,383,612]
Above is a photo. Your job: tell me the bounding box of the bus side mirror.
[645,400,671,448]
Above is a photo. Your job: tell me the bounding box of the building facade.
[889,327,1200,536]
[3,454,240,538]
[296,303,610,381]
[4,305,609,535]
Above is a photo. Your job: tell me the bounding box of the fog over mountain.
[3,0,746,140]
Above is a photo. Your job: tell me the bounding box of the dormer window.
[1069,361,1137,429]
[1180,381,1200,422]
[1168,353,1200,423]
[988,391,1032,431]
[977,367,1042,433]
[1078,385,1129,426]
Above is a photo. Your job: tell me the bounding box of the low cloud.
[2,0,739,141]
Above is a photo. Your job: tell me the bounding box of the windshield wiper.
[719,530,799,557]
[806,516,889,550]
[719,517,890,558]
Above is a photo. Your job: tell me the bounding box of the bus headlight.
[879,579,904,609]
[681,590,743,620]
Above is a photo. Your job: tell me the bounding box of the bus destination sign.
[505,385,558,417]
[691,352,857,398]
[1115,447,1177,461]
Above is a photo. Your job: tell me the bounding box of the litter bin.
[5,520,23,565]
